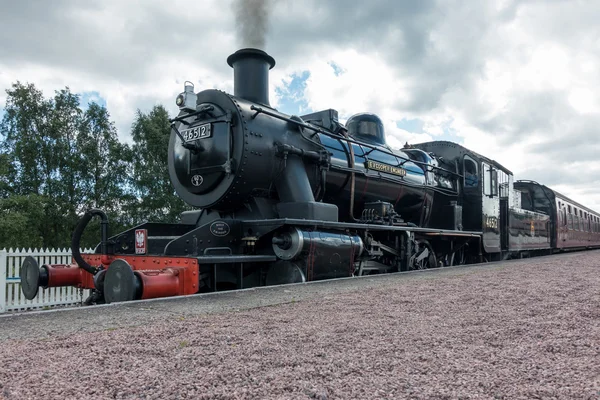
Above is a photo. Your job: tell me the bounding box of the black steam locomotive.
[19,48,600,304]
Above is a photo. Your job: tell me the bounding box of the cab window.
[463,156,478,188]
[482,162,498,197]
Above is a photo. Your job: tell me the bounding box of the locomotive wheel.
[411,240,437,270]
[449,248,466,266]
[440,248,466,267]
[265,261,306,286]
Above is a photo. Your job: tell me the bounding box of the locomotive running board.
[242,218,483,237]
[195,254,276,264]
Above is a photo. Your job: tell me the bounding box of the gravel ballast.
[1,251,599,399]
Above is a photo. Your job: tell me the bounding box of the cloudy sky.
[1,0,600,210]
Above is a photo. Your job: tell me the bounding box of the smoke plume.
[233,0,271,49]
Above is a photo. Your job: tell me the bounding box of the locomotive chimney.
[227,48,276,106]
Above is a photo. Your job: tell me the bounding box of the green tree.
[0,82,70,248]
[75,103,135,247]
[50,88,84,221]
[0,82,53,197]
[129,105,189,223]
[0,82,190,250]
[0,153,13,198]
[0,82,136,249]
[0,195,47,249]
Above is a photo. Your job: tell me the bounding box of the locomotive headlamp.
[176,81,197,112]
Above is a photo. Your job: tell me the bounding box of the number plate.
[181,123,211,142]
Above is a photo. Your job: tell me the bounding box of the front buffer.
[20,253,199,304]
[20,210,199,304]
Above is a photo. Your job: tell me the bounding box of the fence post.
[0,248,7,313]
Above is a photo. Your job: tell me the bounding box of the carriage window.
[587,214,590,231]
[463,156,478,188]
[586,216,589,232]
[568,213,573,229]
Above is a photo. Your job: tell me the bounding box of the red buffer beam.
[20,254,199,303]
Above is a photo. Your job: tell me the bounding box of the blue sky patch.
[79,91,107,110]
[276,71,310,116]
[437,117,464,143]
[328,61,345,76]
[440,126,463,143]
[396,118,424,133]
[396,117,464,144]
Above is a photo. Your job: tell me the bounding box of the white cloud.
[568,88,597,114]
[1,0,600,211]
[300,49,410,119]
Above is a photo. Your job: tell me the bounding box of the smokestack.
[227,48,276,106]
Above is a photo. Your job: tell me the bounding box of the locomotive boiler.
[169,48,454,226]
[19,48,492,305]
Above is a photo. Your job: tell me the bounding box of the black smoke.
[232,0,271,49]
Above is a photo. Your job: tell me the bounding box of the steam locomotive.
[19,48,600,305]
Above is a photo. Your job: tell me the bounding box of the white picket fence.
[0,248,94,313]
